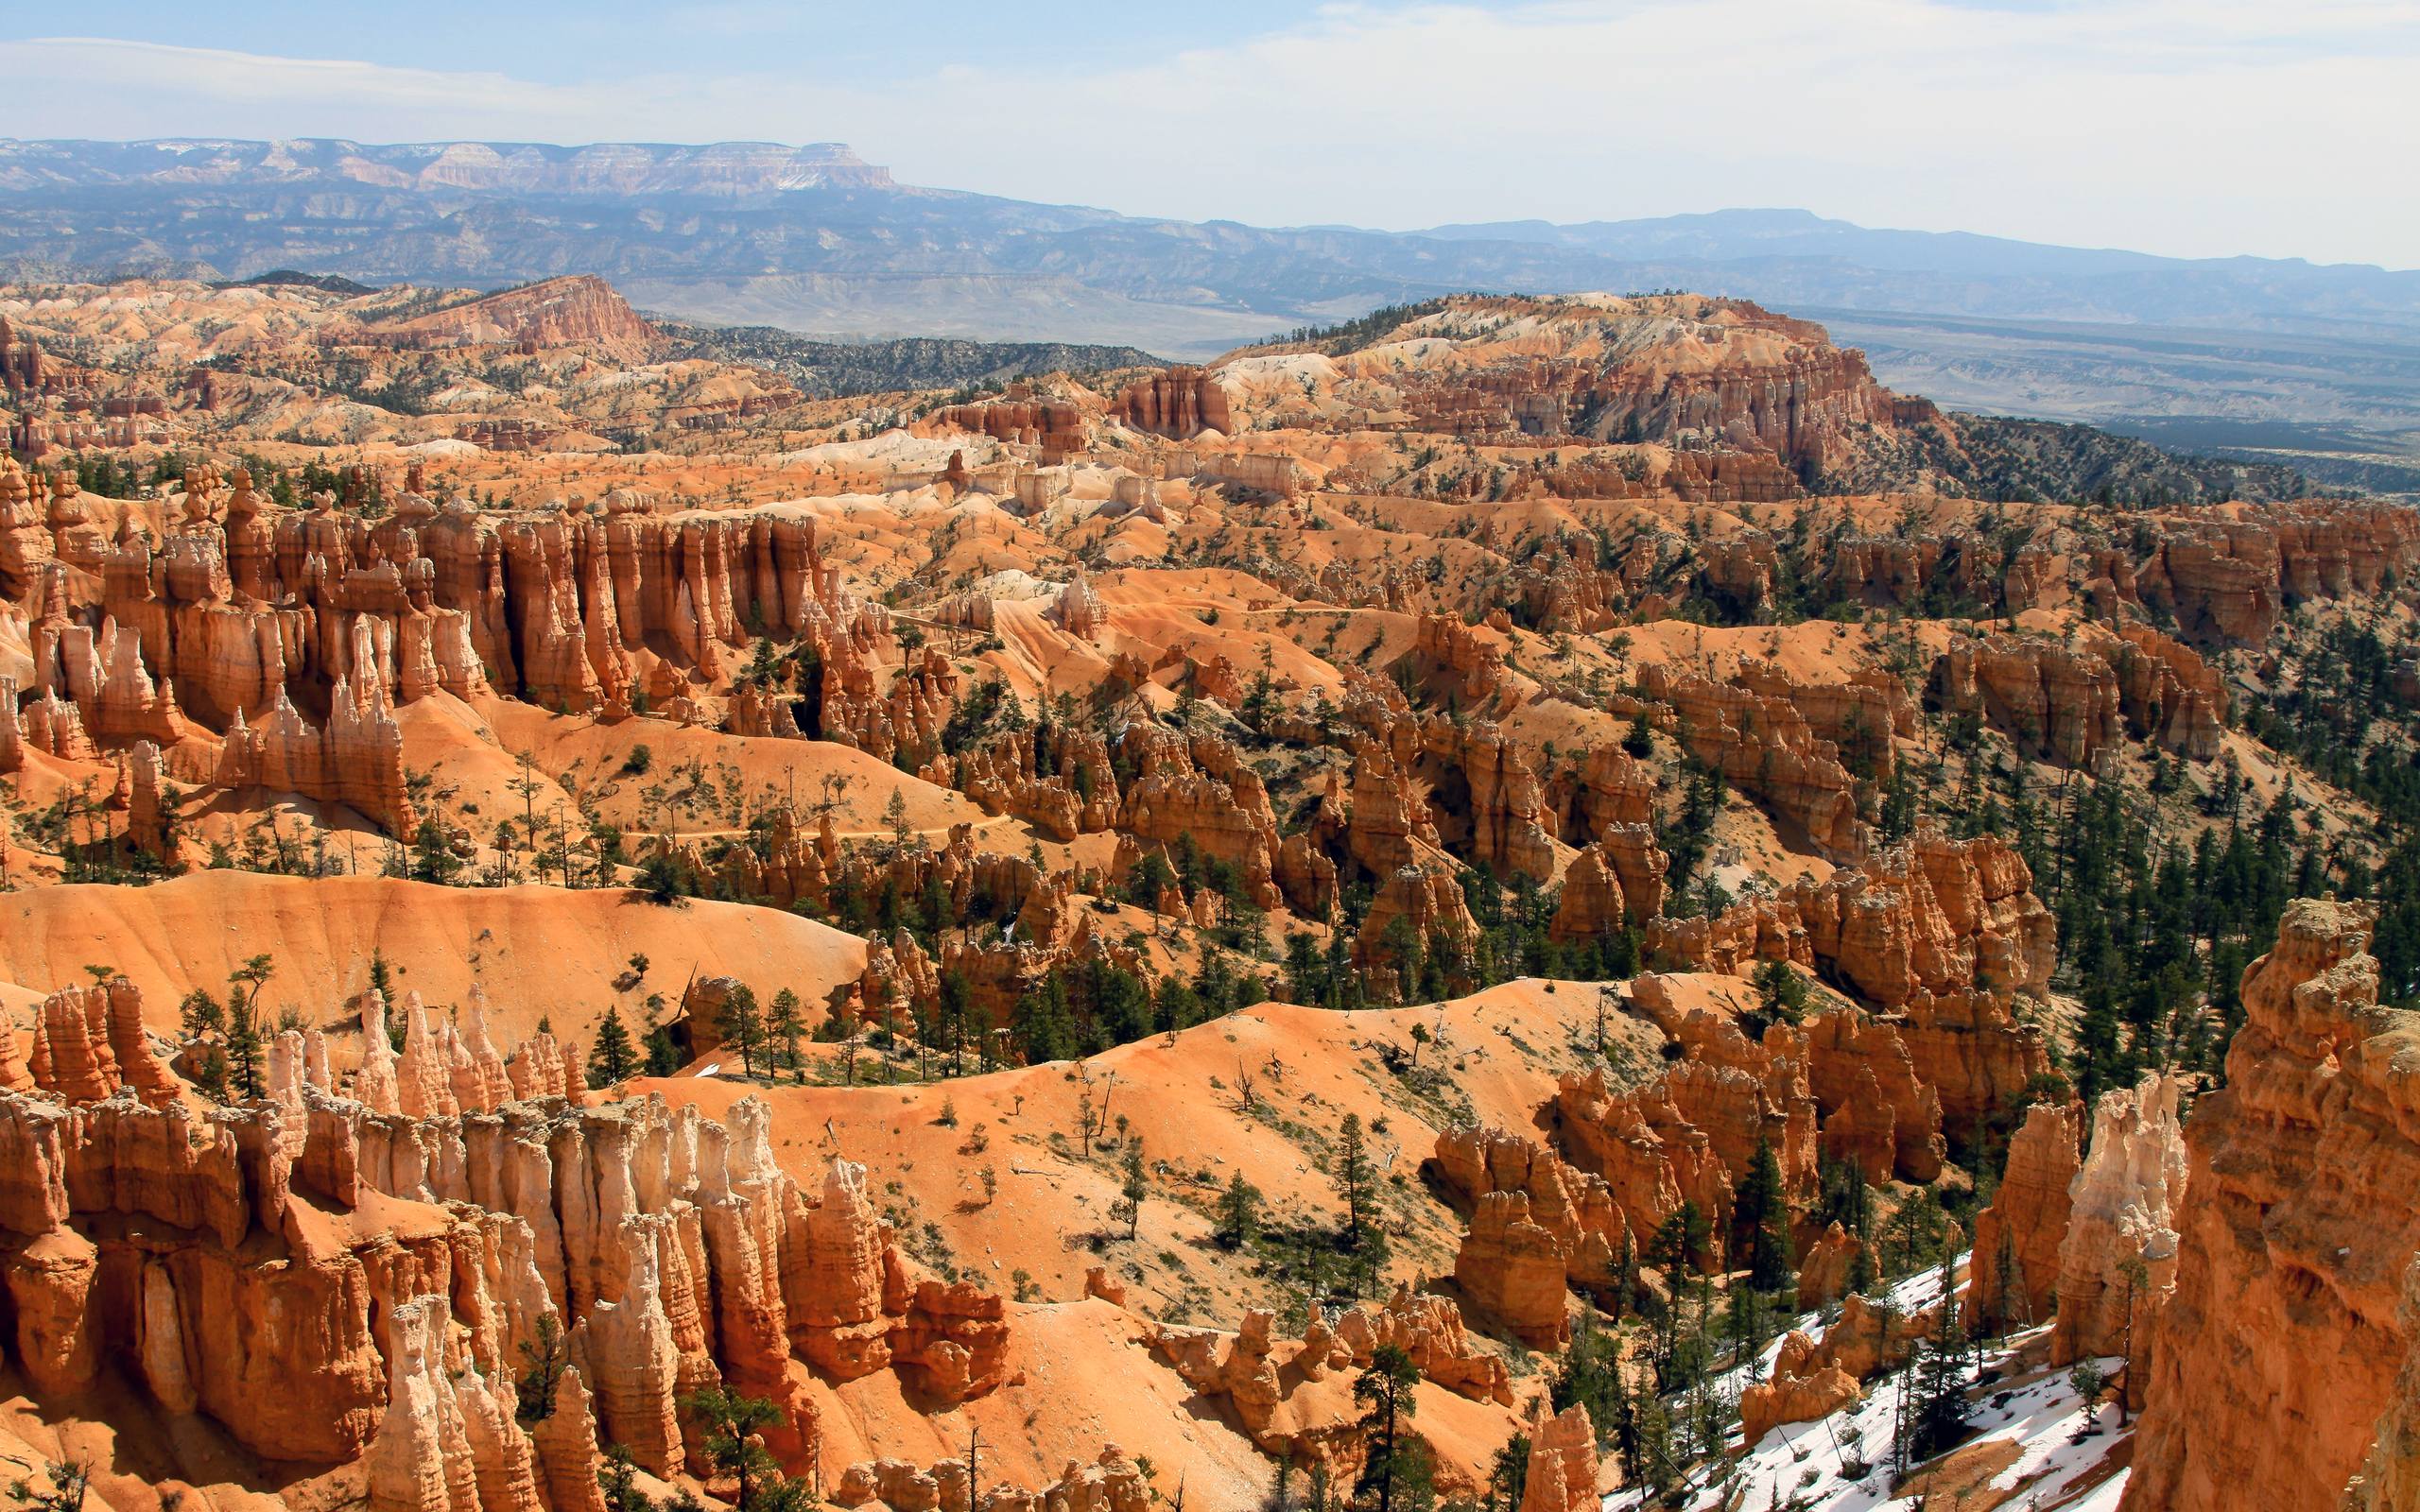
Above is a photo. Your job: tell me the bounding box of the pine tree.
[1336,1113,1374,1244]
[1550,1308,1623,1431]
[1907,1300,1974,1463]
[1119,1139,1148,1240]
[223,954,274,1099]
[589,1005,637,1088]
[598,1446,648,1512]
[1352,1344,1421,1512]
[641,991,682,1078]
[1011,970,1075,1063]
[1216,1172,1263,1249]
[1611,1222,1638,1322]
[1733,1133,1794,1293]
[767,988,806,1082]
[1484,1434,1528,1512]
[716,984,766,1077]
[1626,1376,1676,1495]
[683,1386,796,1512]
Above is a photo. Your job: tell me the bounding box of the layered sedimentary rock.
[1551,1064,1734,1267]
[365,1294,542,1512]
[1805,1012,1946,1184]
[2139,501,2420,644]
[1114,726,1285,909]
[1353,862,1480,1000]
[1452,1192,1570,1347]
[1151,1287,1509,1465]
[215,615,417,834]
[1931,624,2227,765]
[26,977,181,1108]
[2126,902,2420,1512]
[834,1443,1152,1512]
[1966,1100,2080,1334]
[2344,1256,2420,1512]
[1738,1363,1860,1447]
[1517,1402,1602,1512]
[1110,368,1233,439]
[1547,829,1667,940]
[27,478,917,785]
[1644,832,2057,1135]
[1794,1222,1867,1310]
[1635,661,1879,860]
[2049,1073,2187,1394]
[1431,1125,1625,1304]
[0,1076,1004,1489]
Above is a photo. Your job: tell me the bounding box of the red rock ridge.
[2125,900,2420,1511]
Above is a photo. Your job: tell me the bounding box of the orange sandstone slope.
[0,870,869,1047]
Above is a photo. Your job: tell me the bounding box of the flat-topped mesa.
[1328,295,1902,474]
[2125,900,2420,1512]
[0,1081,1006,1482]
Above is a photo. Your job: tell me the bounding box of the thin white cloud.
[4,2,2417,266]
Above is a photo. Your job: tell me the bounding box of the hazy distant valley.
[3,136,2415,491]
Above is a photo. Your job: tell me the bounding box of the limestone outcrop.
[1517,1402,1601,1512]
[2049,1074,2187,1394]
[1966,1099,2079,1335]
[1151,1288,1508,1465]
[0,1075,1004,1490]
[1453,1192,1570,1347]
[2125,901,2420,1512]
[1738,1364,1860,1447]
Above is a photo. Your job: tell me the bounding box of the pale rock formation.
[2049,1073,2187,1390]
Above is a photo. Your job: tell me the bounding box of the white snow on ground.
[1607,1255,2131,1511]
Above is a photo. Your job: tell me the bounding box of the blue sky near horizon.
[15,1,1351,87]
[4,1,2416,268]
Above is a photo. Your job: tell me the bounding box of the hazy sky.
[4,0,2416,268]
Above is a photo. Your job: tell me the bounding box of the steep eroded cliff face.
[0,1054,1005,1495]
[2125,901,2420,1512]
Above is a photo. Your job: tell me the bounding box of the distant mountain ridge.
[0,137,894,196]
[0,137,2414,474]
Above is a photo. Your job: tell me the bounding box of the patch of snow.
[1605,1254,2131,1512]
[694,1062,721,1077]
